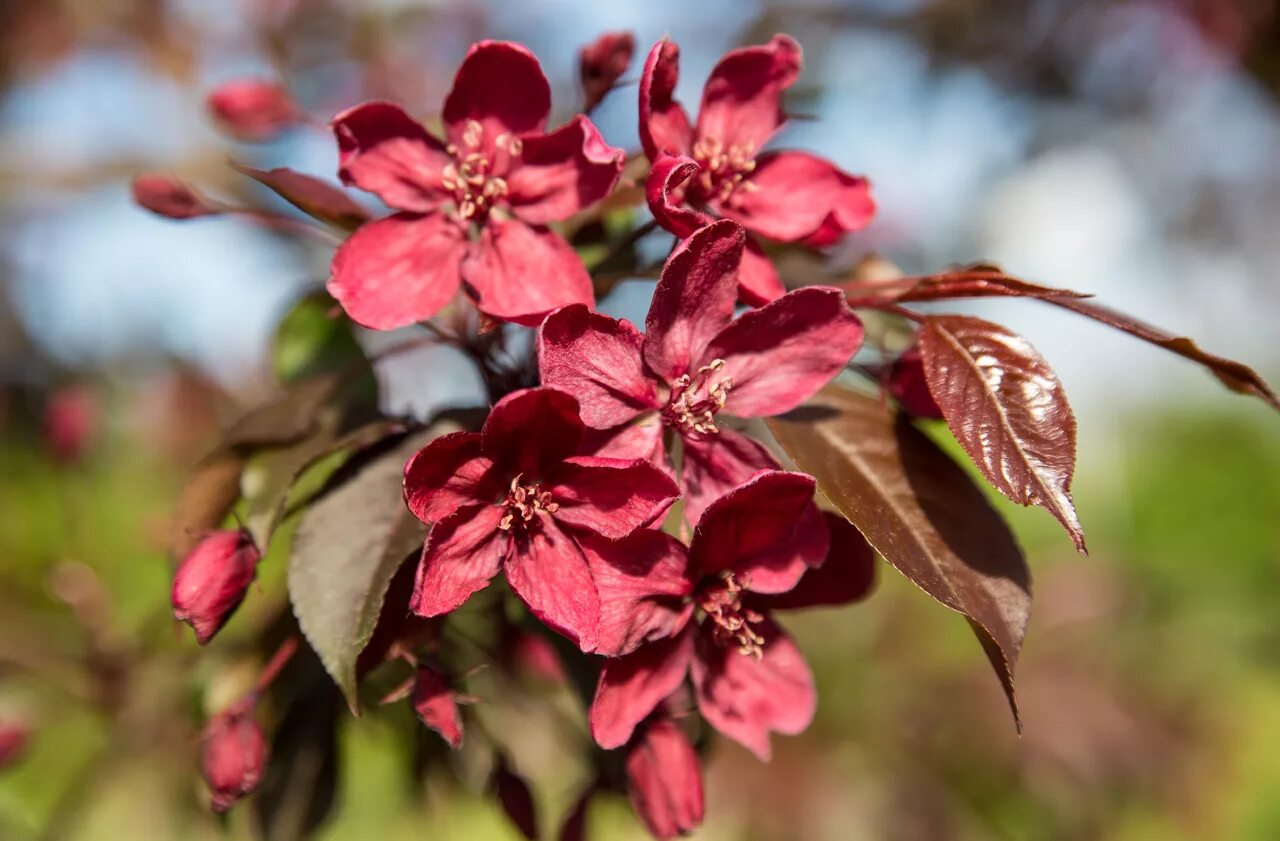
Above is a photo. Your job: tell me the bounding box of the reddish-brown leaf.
[918,315,1086,553]
[171,450,245,557]
[1044,296,1279,411]
[842,268,1089,308]
[767,386,1030,729]
[232,163,369,232]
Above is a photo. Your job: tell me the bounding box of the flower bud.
[172,530,260,645]
[887,346,944,419]
[206,79,301,142]
[0,722,31,771]
[579,31,634,112]
[412,665,463,749]
[625,718,704,840]
[131,173,221,219]
[201,704,267,813]
[44,385,99,464]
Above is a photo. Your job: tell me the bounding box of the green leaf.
[272,293,376,406]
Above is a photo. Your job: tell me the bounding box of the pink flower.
[589,474,876,759]
[201,702,267,813]
[625,717,705,840]
[639,35,875,304]
[172,529,261,645]
[539,219,864,524]
[206,79,302,142]
[403,387,679,653]
[580,31,635,113]
[412,665,464,749]
[329,41,625,329]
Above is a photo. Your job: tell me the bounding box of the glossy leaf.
[289,428,452,712]
[233,163,369,231]
[918,315,1086,552]
[1044,296,1280,411]
[767,385,1030,728]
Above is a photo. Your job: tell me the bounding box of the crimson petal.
[720,150,874,243]
[411,504,507,617]
[679,428,780,528]
[590,629,695,749]
[548,456,679,539]
[443,41,550,151]
[581,529,693,657]
[504,517,600,652]
[739,235,787,305]
[538,305,660,428]
[463,218,595,327]
[705,286,864,417]
[327,212,466,330]
[481,387,584,478]
[506,115,624,225]
[639,39,693,160]
[403,432,498,524]
[625,718,706,840]
[645,154,714,238]
[331,101,451,213]
[760,513,876,610]
[412,666,464,749]
[695,34,802,156]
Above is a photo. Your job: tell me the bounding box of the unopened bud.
[172,530,260,645]
[886,346,944,419]
[206,79,302,142]
[625,718,704,840]
[0,722,31,771]
[44,385,99,464]
[201,704,267,813]
[579,31,634,112]
[412,666,463,749]
[131,173,221,220]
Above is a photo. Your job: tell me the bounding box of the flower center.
[699,572,765,658]
[691,136,760,207]
[663,359,732,437]
[442,119,521,223]
[497,473,558,532]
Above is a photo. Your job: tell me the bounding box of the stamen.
[662,359,732,437]
[692,137,758,206]
[699,572,765,659]
[496,474,558,532]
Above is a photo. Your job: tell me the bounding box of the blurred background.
[1,0,1278,838]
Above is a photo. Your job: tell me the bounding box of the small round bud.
[201,705,267,813]
[172,530,260,645]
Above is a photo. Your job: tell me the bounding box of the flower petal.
[328,212,466,330]
[443,41,550,151]
[403,432,498,524]
[705,286,864,416]
[625,718,705,840]
[689,470,827,594]
[739,235,786,305]
[584,418,667,465]
[590,629,695,749]
[506,115,625,225]
[643,219,743,383]
[463,218,595,326]
[581,529,694,657]
[645,154,714,238]
[639,39,693,160]
[548,456,680,540]
[695,35,802,156]
[691,618,815,761]
[538,305,660,429]
[580,31,635,113]
[758,513,876,610]
[679,427,781,527]
[481,387,584,478]
[412,665,464,749]
[719,150,874,243]
[411,504,507,617]
[504,517,600,652]
[331,101,450,212]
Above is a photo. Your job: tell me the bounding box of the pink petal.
[584,418,667,465]
[207,79,301,142]
[645,154,714,238]
[590,629,695,749]
[462,218,595,327]
[738,235,786,305]
[538,305,660,429]
[760,513,876,610]
[580,529,694,657]
[689,470,826,594]
[331,101,451,213]
[481,387,584,478]
[679,428,780,527]
[718,150,874,243]
[412,665,464,749]
[548,456,680,540]
[691,618,815,761]
[639,39,693,160]
[411,504,507,617]
[442,41,550,151]
[403,432,498,524]
[327,212,466,330]
[695,35,802,156]
[643,219,743,383]
[504,517,600,652]
[705,286,864,416]
[580,31,635,113]
[625,718,706,840]
[506,115,625,225]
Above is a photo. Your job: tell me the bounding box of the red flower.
[580,31,635,113]
[540,219,863,523]
[625,716,705,840]
[171,529,261,645]
[403,387,679,653]
[329,41,625,330]
[201,702,267,813]
[589,476,876,759]
[206,79,302,142]
[639,35,875,304]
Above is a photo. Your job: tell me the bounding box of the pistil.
[498,473,558,532]
[699,572,765,659]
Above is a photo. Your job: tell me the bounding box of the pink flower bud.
[412,666,463,749]
[172,530,260,645]
[201,704,267,813]
[887,346,944,419]
[0,722,31,771]
[206,79,301,142]
[44,385,99,463]
[579,31,635,112]
[625,718,704,840]
[131,174,221,219]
